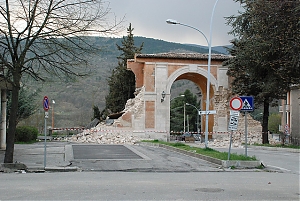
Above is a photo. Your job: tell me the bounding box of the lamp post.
[166,0,220,148]
[186,103,200,136]
[184,102,186,133]
[52,100,55,129]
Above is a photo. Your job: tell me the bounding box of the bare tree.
[0,0,123,163]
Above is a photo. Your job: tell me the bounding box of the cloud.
[108,0,243,46]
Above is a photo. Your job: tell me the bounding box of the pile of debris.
[206,131,263,148]
[66,128,143,144]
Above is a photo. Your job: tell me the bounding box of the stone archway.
[124,53,231,141]
[165,65,218,137]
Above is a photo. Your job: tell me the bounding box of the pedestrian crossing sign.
[240,96,254,112]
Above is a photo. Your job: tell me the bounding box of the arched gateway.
[123,52,232,141]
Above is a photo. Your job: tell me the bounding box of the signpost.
[240,96,254,157]
[228,96,254,159]
[228,109,240,160]
[198,110,217,115]
[43,96,49,169]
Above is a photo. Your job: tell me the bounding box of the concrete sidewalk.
[0,141,76,172]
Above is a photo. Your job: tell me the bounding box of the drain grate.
[72,145,143,160]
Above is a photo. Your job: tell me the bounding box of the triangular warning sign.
[242,99,253,110]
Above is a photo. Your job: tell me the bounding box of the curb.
[45,166,78,172]
[1,163,79,173]
[141,142,261,168]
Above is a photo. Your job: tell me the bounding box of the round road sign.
[230,97,243,111]
[43,96,50,111]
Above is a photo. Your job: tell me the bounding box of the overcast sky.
[107,0,243,46]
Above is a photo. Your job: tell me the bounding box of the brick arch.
[166,64,218,94]
[165,66,218,136]
[126,53,231,141]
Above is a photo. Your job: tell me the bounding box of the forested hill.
[81,36,226,57]
[131,37,227,54]
[21,36,229,131]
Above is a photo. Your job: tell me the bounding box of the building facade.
[280,85,300,145]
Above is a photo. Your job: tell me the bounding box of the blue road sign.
[43,96,49,111]
[240,96,254,112]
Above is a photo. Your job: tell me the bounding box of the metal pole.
[44,113,47,169]
[52,103,54,129]
[245,112,248,157]
[185,103,200,135]
[228,130,233,161]
[197,111,199,135]
[204,0,220,148]
[183,103,186,133]
[187,115,189,132]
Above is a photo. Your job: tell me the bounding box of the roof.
[135,52,232,61]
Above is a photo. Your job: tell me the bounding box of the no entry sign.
[229,97,243,111]
[43,96,50,111]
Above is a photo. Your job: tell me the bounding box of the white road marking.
[267,165,292,172]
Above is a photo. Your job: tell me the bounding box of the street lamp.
[166,19,209,45]
[166,0,220,148]
[161,91,166,102]
[186,103,200,136]
[52,99,55,129]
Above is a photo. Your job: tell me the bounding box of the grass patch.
[253,143,300,149]
[142,140,257,161]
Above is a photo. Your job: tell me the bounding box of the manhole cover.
[72,145,143,160]
[195,188,224,193]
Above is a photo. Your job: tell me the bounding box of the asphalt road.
[67,144,221,172]
[0,171,299,200]
[213,146,300,174]
[1,142,299,200]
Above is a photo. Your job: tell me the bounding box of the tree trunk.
[4,85,20,163]
[262,98,270,144]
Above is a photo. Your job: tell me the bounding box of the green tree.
[7,87,39,125]
[105,23,143,113]
[170,89,200,133]
[225,0,300,143]
[268,113,281,134]
[0,0,122,163]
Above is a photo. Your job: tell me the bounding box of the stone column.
[155,63,168,141]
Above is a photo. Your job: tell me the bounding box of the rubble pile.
[207,131,263,148]
[67,87,147,144]
[67,128,143,144]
